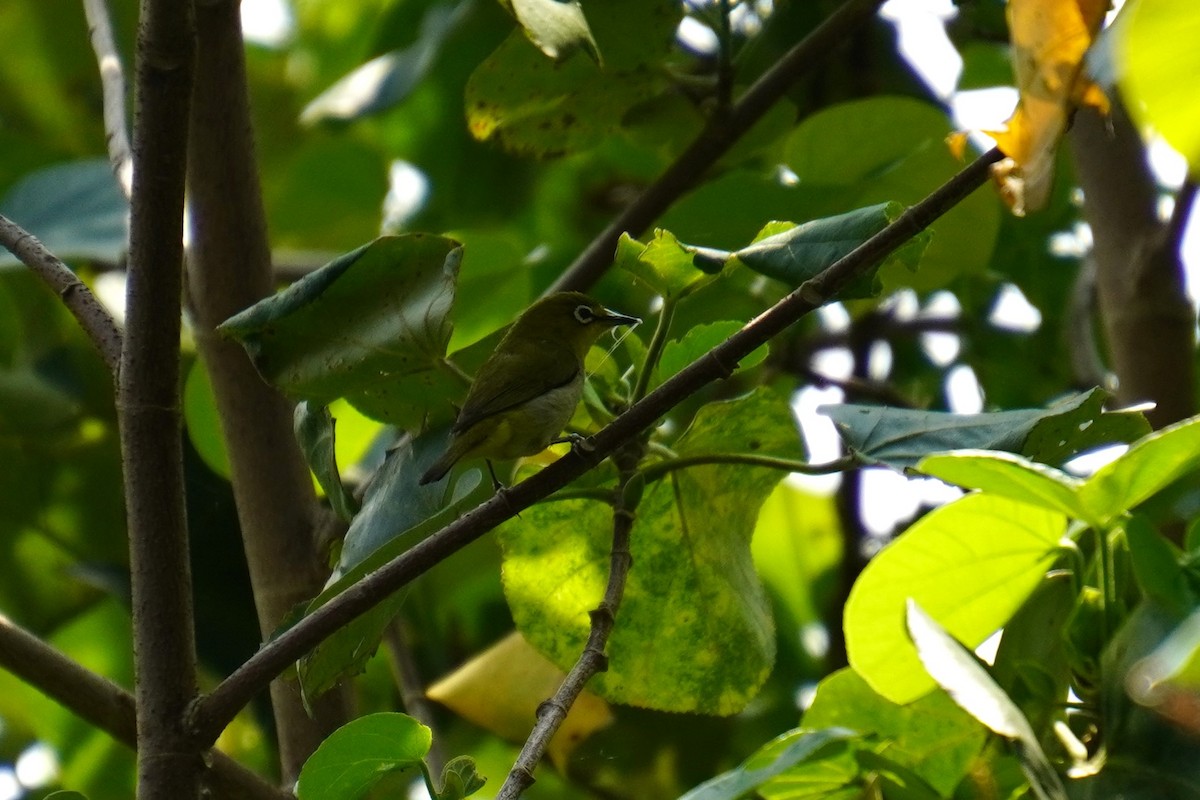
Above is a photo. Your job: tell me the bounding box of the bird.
[419,292,640,486]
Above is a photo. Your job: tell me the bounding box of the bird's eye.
[573,305,596,324]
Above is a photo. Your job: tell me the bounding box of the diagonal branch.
[190,147,1003,746]
[549,0,888,293]
[0,615,290,800]
[0,214,123,378]
[82,0,134,197]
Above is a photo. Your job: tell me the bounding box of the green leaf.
[300,3,466,124]
[846,493,1065,704]
[0,160,127,269]
[182,359,231,479]
[801,669,986,796]
[0,368,80,433]
[294,401,359,521]
[499,388,797,713]
[783,96,1000,291]
[437,755,487,800]
[1125,515,1191,617]
[824,388,1145,472]
[1119,0,1200,171]
[906,601,1068,800]
[729,202,930,298]
[219,234,462,426]
[677,728,857,800]
[465,0,678,155]
[918,450,1087,521]
[655,321,767,388]
[44,793,89,800]
[1079,416,1200,526]
[615,230,719,300]
[295,713,431,800]
[505,0,601,63]
[296,431,490,700]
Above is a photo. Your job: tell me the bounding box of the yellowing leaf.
[970,0,1110,215]
[427,631,614,770]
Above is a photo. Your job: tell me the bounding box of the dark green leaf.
[182,359,231,479]
[438,755,487,800]
[677,728,857,800]
[295,713,431,800]
[0,369,80,433]
[655,321,767,388]
[294,401,359,521]
[0,160,127,269]
[1126,515,1191,617]
[825,388,1147,472]
[220,234,462,426]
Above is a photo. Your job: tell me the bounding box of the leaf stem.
[633,298,677,402]
[642,453,858,482]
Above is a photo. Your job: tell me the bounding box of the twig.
[82,0,134,197]
[802,369,917,408]
[641,453,857,482]
[496,453,641,799]
[121,0,199,792]
[549,0,888,293]
[0,214,123,377]
[189,147,1003,746]
[383,620,446,776]
[0,615,289,800]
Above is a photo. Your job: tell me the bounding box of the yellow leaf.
[958,0,1110,215]
[427,631,614,770]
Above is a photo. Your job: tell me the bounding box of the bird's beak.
[598,308,641,327]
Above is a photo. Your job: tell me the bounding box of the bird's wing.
[451,350,580,434]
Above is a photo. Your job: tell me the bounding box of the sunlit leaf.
[846,494,1065,704]
[294,401,359,521]
[295,713,431,800]
[502,0,601,64]
[907,601,1068,800]
[1080,416,1200,525]
[919,450,1087,521]
[500,388,797,713]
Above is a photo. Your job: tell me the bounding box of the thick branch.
[0,214,123,377]
[1069,102,1196,429]
[121,0,199,794]
[0,615,291,800]
[549,0,888,293]
[190,148,1002,745]
[82,0,134,196]
[184,0,349,780]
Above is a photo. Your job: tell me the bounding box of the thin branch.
[121,0,199,792]
[190,147,1003,746]
[82,0,134,197]
[497,454,641,799]
[0,214,123,377]
[632,298,676,402]
[1167,179,1198,258]
[0,615,289,800]
[801,369,917,408]
[383,620,446,776]
[549,0,888,293]
[641,453,858,482]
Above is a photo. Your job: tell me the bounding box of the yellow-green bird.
[419,292,640,486]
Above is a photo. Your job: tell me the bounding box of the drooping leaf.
[1119,0,1200,171]
[978,0,1109,214]
[823,387,1148,472]
[294,401,359,521]
[918,450,1088,521]
[499,388,797,713]
[907,601,1068,800]
[502,0,601,64]
[300,3,467,125]
[846,494,1065,704]
[721,203,930,298]
[801,668,986,796]
[219,234,462,427]
[0,160,127,269]
[1079,416,1200,525]
[615,229,719,300]
[295,713,431,800]
[426,631,613,770]
[784,96,1000,291]
[295,431,490,700]
[676,728,858,800]
[465,0,678,155]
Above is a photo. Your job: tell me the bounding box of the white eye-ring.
[574,305,596,324]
